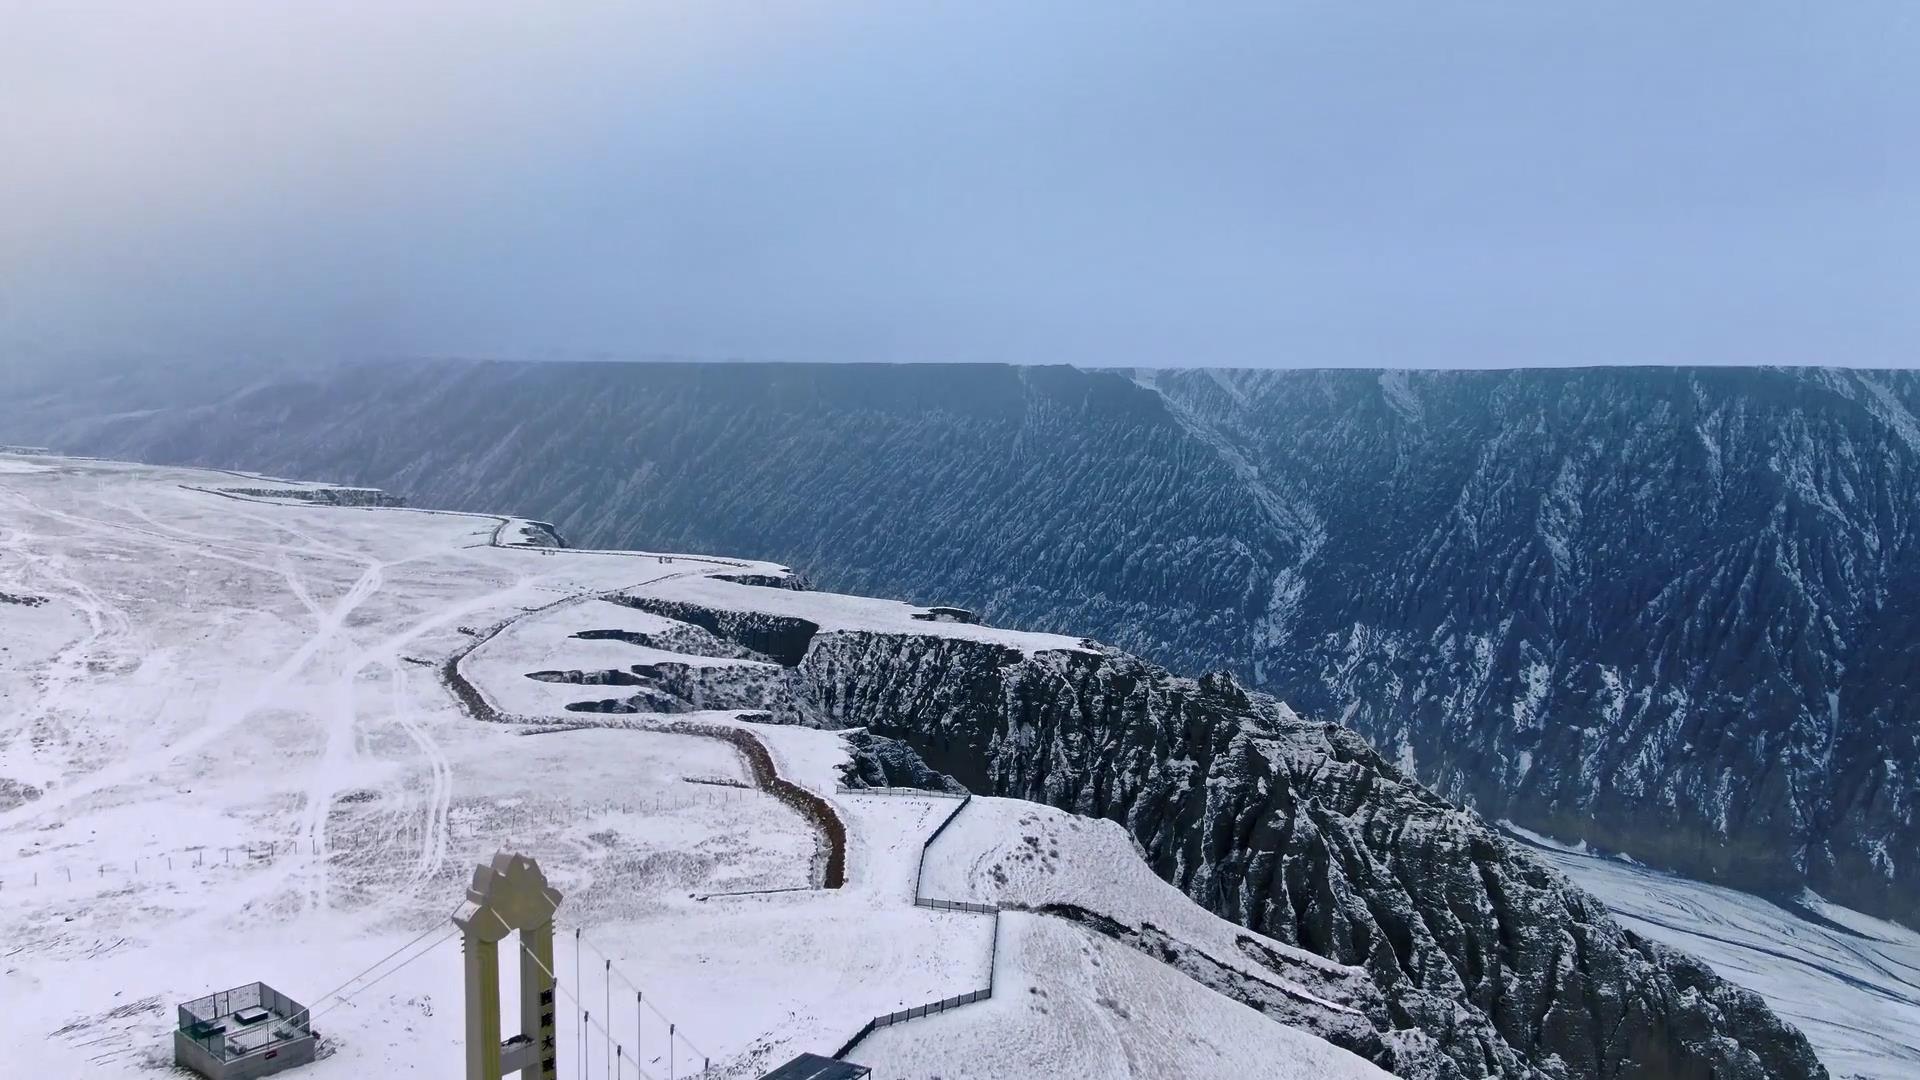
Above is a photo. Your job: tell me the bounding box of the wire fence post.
[669,1023,675,1080]
[576,930,583,1080]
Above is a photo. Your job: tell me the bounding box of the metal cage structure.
[175,981,318,1080]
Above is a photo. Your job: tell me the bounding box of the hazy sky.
[2,3,1914,368]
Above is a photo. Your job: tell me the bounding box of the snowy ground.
[635,573,1093,658]
[918,796,1367,1007]
[0,456,952,1078]
[461,598,777,719]
[850,795,1391,1079]
[0,454,1386,1080]
[853,912,1388,1080]
[1510,831,1920,1080]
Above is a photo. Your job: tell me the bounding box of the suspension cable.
[520,935,679,1080]
[292,904,462,1026]
[308,925,463,1025]
[575,931,713,1066]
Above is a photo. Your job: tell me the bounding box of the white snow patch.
[634,574,1093,658]
[1532,844,1920,1079]
[0,455,1370,1080]
[1498,820,1591,856]
[921,797,1361,995]
[851,912,1389,1080]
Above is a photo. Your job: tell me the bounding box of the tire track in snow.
[0,499,135,767]
[292,568,575,914]
[0,534,387,832]
[384,658,453,898]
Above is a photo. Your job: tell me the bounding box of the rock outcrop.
[583,596,1826,1080]
[796,632,1825,1080]
[13,360,1915,923]
[838,730,968,794]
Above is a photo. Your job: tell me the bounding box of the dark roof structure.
[758,1053,872,1080]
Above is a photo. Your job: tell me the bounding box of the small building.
[759,1053,872,1080]
[175,982,318,1080]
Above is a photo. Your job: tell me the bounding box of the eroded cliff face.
[796,631,1823,1080]
[572,593,1821,1080]
[10,361,1914,924]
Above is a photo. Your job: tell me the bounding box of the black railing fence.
[914,897,999,915]
[913,795,974,901]
[834,794,1005,1062]
[833,783,966,799]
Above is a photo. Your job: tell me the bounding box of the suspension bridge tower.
[453,852,563,1080]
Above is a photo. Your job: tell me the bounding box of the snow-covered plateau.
[21,362,1919,933]
[0,456,1390,1079]
[5,453,1895,1079]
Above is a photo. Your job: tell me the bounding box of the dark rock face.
[517,520,565,547]
[525,668,649,686]
[569,592,1825,1079]
[215,485,406,507]
[572,623,765,661]
[630,659,814,723]
[564,690,686,714]
[795,632,1826,1080]
[911,606,979,624]
[711,571,810,591]
[837,731,967,794]
[611,596,819,667]
[0,777,42,813]
[9,359,1917,926]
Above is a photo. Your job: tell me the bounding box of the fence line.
[833,794,1002,1062]
[914,794,980,904]
[913,897,999,915]
[0,789,739,892]
[436,572,851,890]
[832,783,966,800]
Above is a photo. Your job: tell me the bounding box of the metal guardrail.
[832,988,991,1058]
[914,897,999,915]
[833,795,1003,1061]
[914,794,974,901]
[832,904,1003,1060]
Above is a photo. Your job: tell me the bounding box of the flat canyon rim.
[0,455,1390,1079]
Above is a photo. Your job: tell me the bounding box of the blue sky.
[2,2,1914,368]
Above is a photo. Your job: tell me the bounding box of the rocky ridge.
[568,584,1826,1080]
[7,360,1912,924]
